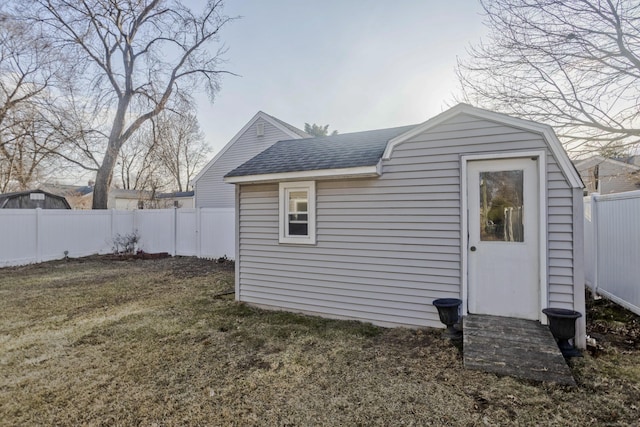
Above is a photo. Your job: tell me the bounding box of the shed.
[224,104,586,348]
[0,189,71,209]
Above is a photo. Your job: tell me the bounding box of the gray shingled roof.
[225,124,417,178]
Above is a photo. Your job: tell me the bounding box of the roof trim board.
[224,165,381,184]
[191,111,308,185]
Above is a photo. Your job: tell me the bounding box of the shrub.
[112,231,141,254]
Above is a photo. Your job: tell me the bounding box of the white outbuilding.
[225,104,586,348]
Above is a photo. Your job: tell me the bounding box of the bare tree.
[0,108,68,192]
[456,0,640,154]
[116,121,163,191]
[153,109,210,192]
[114,106,208,194]
[114,106,210,194]
[0,7,62,191]
[24,0,233,208]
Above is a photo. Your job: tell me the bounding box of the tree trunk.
[92,165,111,209]
[92,136,122,209]
[93,94,130,209]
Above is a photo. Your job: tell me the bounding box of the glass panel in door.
[479,170,524,242]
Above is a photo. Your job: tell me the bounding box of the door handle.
[470,246,476,252]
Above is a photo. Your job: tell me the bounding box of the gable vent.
[256,122,265,137]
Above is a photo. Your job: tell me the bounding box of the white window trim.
[279,181,316,245]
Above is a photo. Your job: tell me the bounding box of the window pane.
[479,170,524,242]
[288,190,308,236]
[289,213,308,222]
[289,191,307,213]
[289,222,308,236]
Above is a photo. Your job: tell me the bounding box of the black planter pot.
[433,298,462,339]
[542,308,582,358]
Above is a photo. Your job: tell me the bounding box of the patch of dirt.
[104,251,171,261]
[58,254,233,279]
[169,256,233,278]
[586,293,640,352]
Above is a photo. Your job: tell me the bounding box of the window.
[279,181,316,244]
[479,170,524,242]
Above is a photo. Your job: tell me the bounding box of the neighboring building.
[38,181,195,210]
[42,182,94,209]
[107,189,153,210]
[192,111,309,209]
[0,189,71,209]
[107,189,195,210]
[225,104,587,348]
[156,191,195,208]
[574,155,640,194]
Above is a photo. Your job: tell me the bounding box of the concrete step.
[463,314,576,386]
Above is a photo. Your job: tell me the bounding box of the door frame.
[461,150,548,324]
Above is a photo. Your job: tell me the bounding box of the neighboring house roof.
[157,191,195,199]
[191,111,310,185]
[74,185,94,196]
[225,104,583,189]
[573,155,640,172]
[225,124,416,179]
[41,183,94,196]
[573,154,640,194]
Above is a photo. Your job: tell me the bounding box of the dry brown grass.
[1,257,639,426]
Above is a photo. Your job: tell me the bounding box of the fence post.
[592,194,599,296]
[110,209,115,250]
[196,207,201,258]
[172,207,177,257]
[35,208,42,263]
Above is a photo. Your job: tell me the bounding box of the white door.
[467,157,540,320]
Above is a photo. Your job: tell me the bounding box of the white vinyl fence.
[0,208,234,267]
[584,191,640,315]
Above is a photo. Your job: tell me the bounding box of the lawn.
[0,257,639,426]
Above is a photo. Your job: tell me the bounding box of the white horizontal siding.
[237,113,576,328]
[545,154,576,307]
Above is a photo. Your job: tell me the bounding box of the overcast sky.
[196,1,489,155]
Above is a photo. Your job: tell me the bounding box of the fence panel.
[113,210,135,238]
[134,209,175,254]
[199,208,235,259]
[585,191,640,315]
[40,210,112,261]
[0,210,37,267]
[176,209,197,256]
[0,207,234,267]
